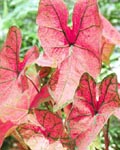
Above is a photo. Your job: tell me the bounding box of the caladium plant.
[1,0,120,150]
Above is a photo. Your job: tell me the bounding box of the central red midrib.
[65,27,76,45]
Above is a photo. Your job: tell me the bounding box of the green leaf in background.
[89,136,102,150]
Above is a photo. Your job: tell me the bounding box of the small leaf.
[34,109,64,141]
[30,85,51,108]
[0,120,14,147]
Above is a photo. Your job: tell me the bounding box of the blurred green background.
[0,0,120,150]
[0,0,40,58]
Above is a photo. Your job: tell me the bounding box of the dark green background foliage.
[0,0,120,149]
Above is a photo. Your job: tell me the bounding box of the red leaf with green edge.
[37,0,102,111]
[67,73,119,150]
[18,109,74,149]
[101,37,115,65]
[101,15,120,45]
[34,109,64,142]
[0,120,15,147]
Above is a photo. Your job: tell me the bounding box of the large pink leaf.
[37,0,102,110]
[37,0,102,67]
[49,46,102,110]
[0,26,39,123]
[67,73,119,150]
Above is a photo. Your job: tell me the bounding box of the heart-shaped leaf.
[0,26,39,123]
[67,73,119,150]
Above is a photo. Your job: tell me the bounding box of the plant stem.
[12,130,30,150]
[103,119,110,150]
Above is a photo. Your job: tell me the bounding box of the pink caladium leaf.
[101,15,120,45]
[67,73,119,150]
[0,81,38,124]
[37,0,102,67]
[18,110,73,149]
[26,135,65,150]
[100,15,120,64]
[36,0,102,110]
[0,26,22,101]
[0,26,39,123]
[19,45,39,72]
[18,124,66,150]
[0,120,15,147]
[34,109,64,142]
[0,26,39,100]
[30,85,51,108]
